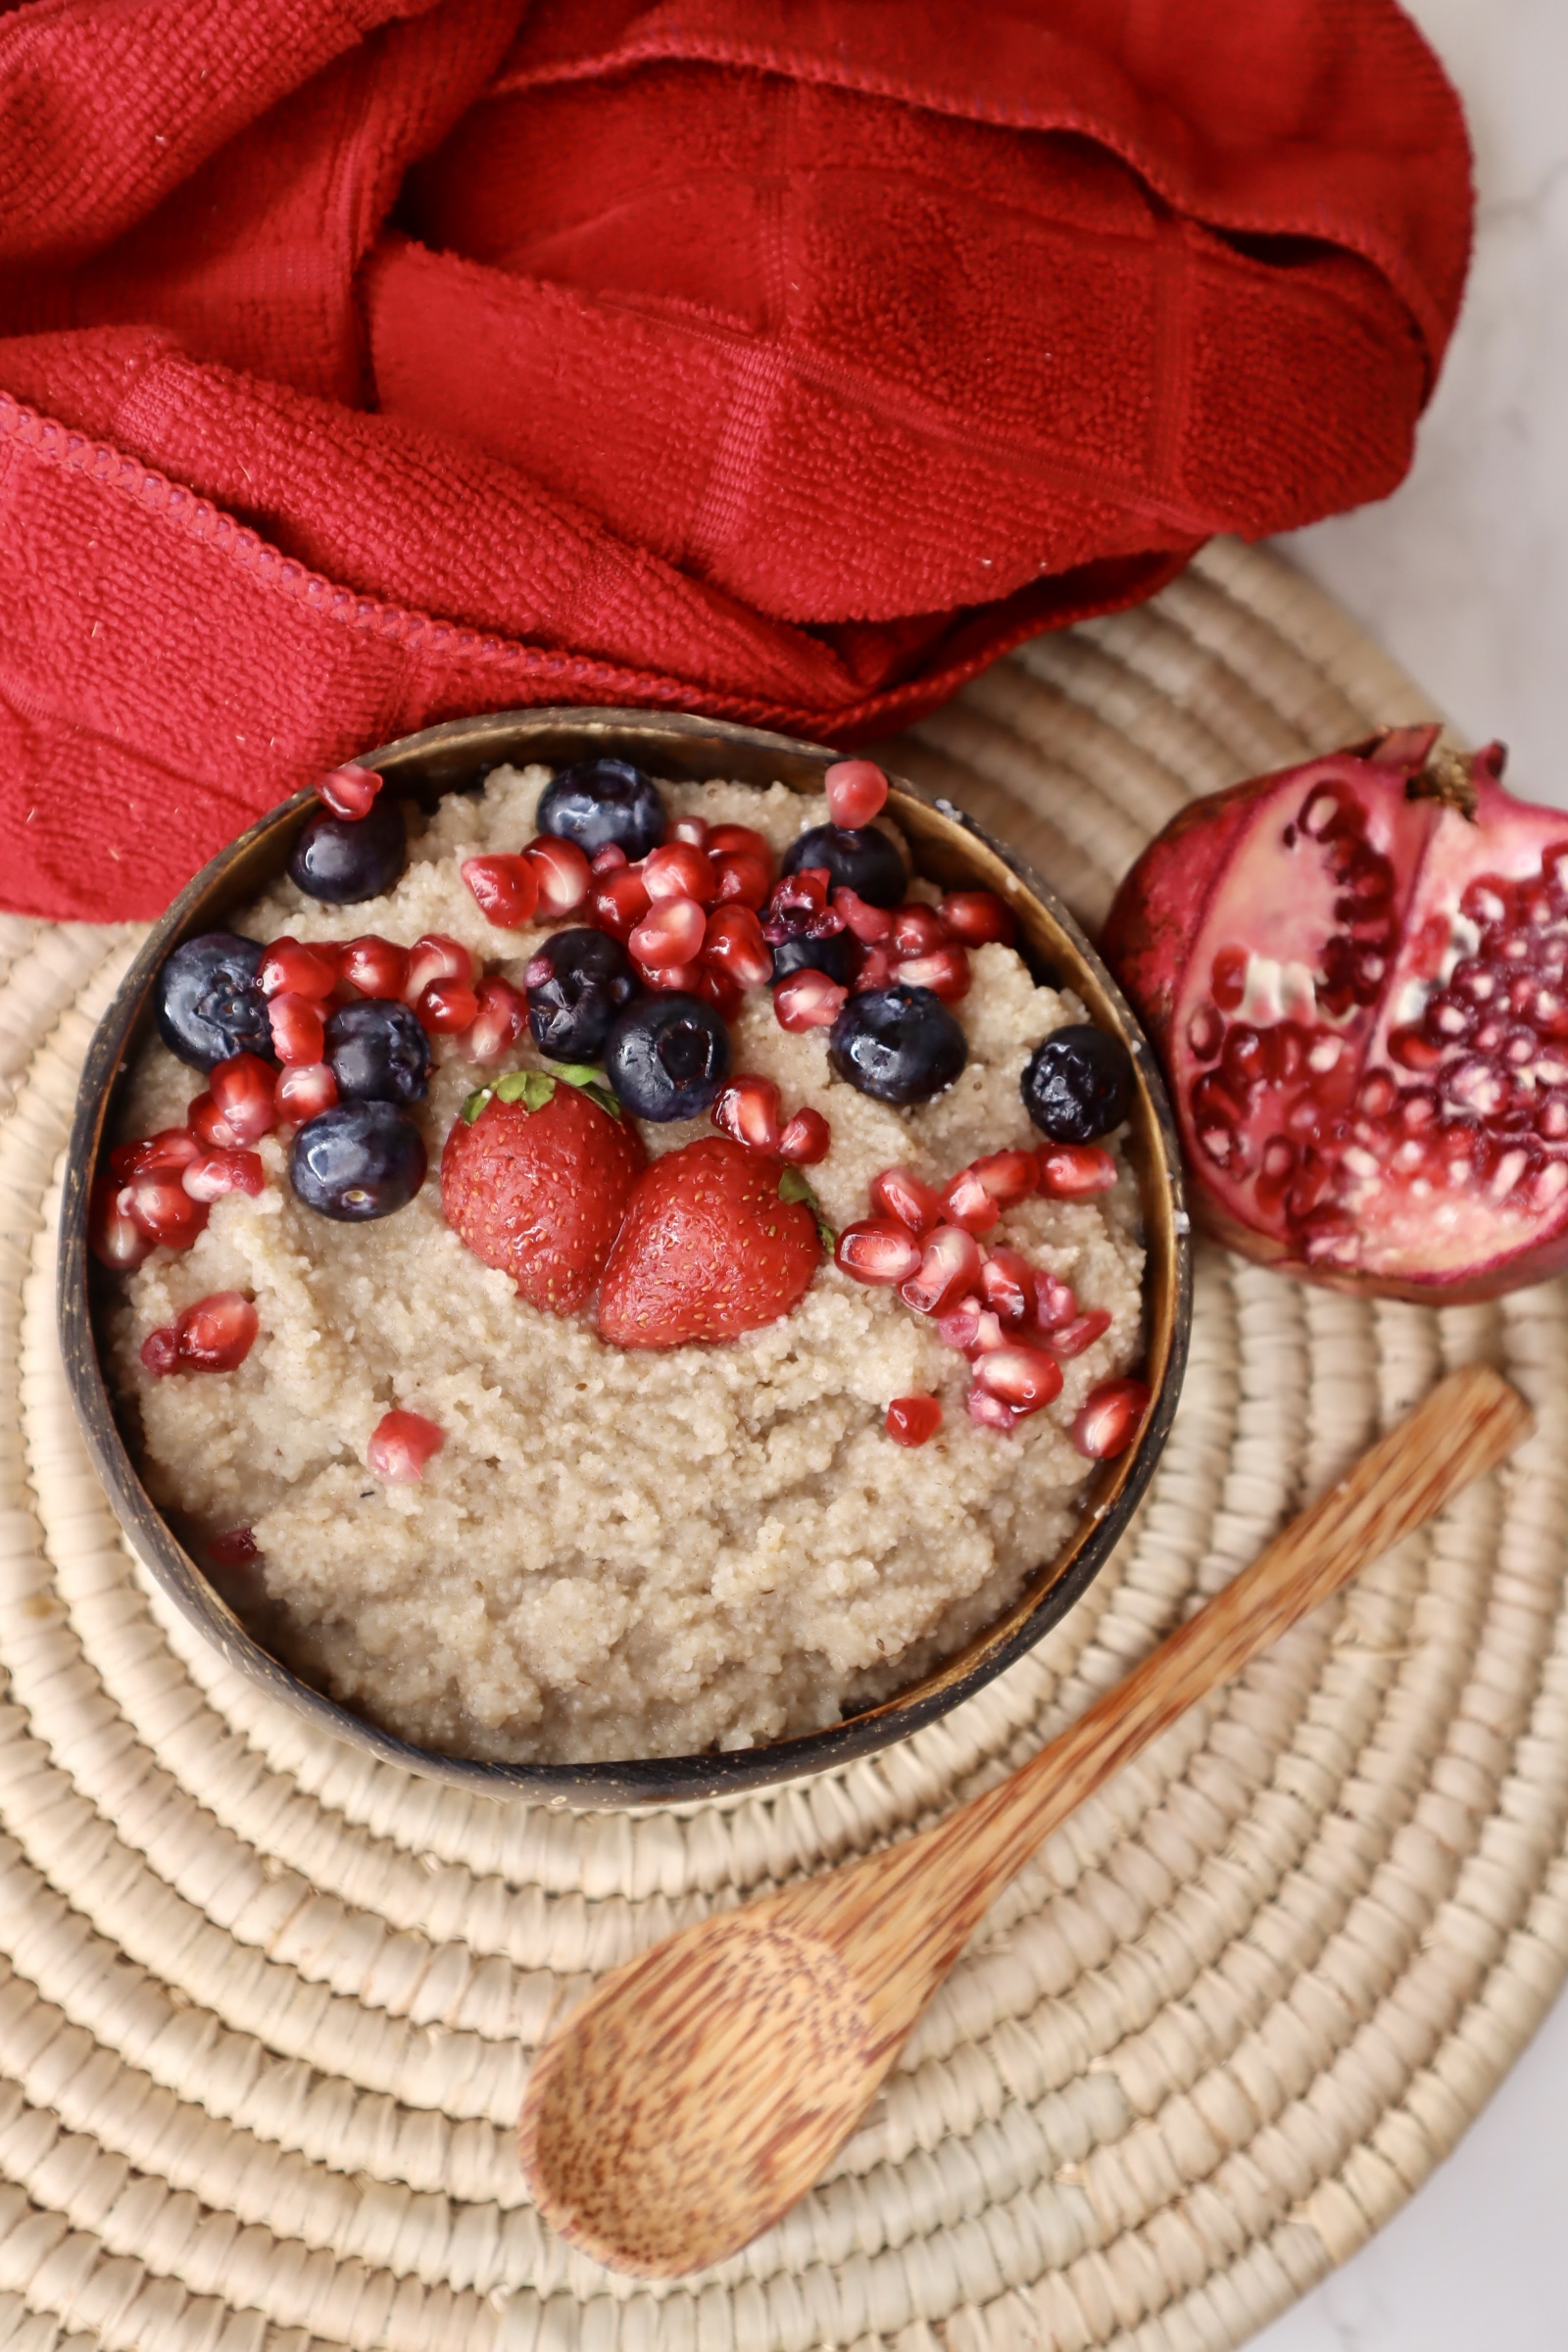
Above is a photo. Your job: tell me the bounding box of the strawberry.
[599,1138,823,1348]
[440,1070,646,1314]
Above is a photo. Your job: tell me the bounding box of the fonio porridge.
[108,764,1147,1762]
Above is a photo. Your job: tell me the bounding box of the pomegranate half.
[1102,726,1568,1301]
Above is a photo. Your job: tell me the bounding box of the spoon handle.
[814,1362,1531,2009]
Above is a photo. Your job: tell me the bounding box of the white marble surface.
[1254,3,1568,2346]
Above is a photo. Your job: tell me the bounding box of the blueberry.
[769,930,855,984]
[828,984,967,1105]
[782,823,906,908]
[537,758,666,861]
[526,927,640,1062]
[324,1000,432,1106]
[604,994,731,1121]
[289,797,407,904]
[289,1102,427,1220]
[1021,1024,1134,1142]
[155,931,273,1071]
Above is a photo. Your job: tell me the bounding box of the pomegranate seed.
[465,976,529,1063]
[711,1076,782,1152]
[1389,1025,1445,1072]
[825,759,889,828]
[936,1296,982,1349]
[886,1393,942,1446]
[591,843,629,874]
[972,1344,1063,1414]
[970,1309,1010,1354]
[404,934,474,1003]
[462,854,540,928]
[708,823,771,861]
[967,1386,1020,1433]
[891,905,948,956]
[835,1219,924,1285]
[702,905,774,988]
[944,1168,1002,1233]
[591,867,651,942]
[977,1247,1036,1328]
[710,851,772,910]
[90,1179,154,1269]
[1051,1307,1112,1358]
[870,1165,946,1234]
[317,763,382,820]
[643,958,706,995]
[123,1175,208,1250]
[182,1149,265,1201]
[778,1107,831,1165]
[258,936,338,1001]
[827,887,890,945]
[188,1093,243,1151]
[210,1054,279,1144]
[853,944,899,993]
[275,1061,338,1122]
[1186,1003,1223,1060]
[1037,1144,1116,1199]
[338,935,409,1000]
[1073,1378,1152,1460]
[631,897,708,970]
[523,835,592,917]
[268,992,326,1066]
[692,964,744,1019]
[208,1527,260,1570]
[140,1326,181,1376]
[1032,1269,1078,1331]
[895,944,971,1003]
[952,1150,1039,1227]
[176,1291,259,1372]
[938,890,1015,948]
[1210,946,1248,1010]
[644,842,716,905]
[367,1408,445,1484]
[899,1223,983,1316]
[669,813,710,848]
[774,970,848,1031]
[416,978,480,1034]
[110,1128,200,1181]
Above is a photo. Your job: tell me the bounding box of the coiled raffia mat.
[1,537,1566,2352]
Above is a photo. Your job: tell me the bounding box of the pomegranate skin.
[1103,729,1568,1303]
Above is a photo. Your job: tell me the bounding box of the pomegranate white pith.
[1105,730,1568,1300]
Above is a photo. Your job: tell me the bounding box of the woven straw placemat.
[2,538,1566,2352]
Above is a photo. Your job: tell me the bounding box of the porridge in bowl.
[98,757,1150,1764]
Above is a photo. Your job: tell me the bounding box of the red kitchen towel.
[0,0,1470,920]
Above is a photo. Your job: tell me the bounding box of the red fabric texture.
[0,0,1471,920]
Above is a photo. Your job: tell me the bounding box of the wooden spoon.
[517,1363,1531,2278]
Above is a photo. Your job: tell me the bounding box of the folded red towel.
[0,0,1470,919]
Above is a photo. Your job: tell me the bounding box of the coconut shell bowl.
[56,708,1192,1807]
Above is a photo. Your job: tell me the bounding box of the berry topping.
[209,1054,279,1145]
[274,1061,338,1123]
[710,851,772,909]
[894,942,971,1003]
[886,1394,942,1447]
[598,1139,821,1348]
[828,984,967,1104]
[869,1165,946,1234]
[835,1220,923,1286]
[403,934,474,1003]
[416,977,480,1034]
[268,992,326,1066]
[317,764,383,821]
[257,936,338,1002]
[1036,1143,1117,1198]
[605,993,731,1121]
[824,760,890,830]
[630,895,708,971]
[1022,1023,1135,1142]
[466,975,530,1063]
[525,927,639,1063]
[971,1344,1063,1415]
[289,1102,427,1220]
[832,887,893,944]
[1073,1378,1152,1458]
[774,969,849,1030]
[770,929,858,985]
[122,1174,208,1250]
[155,932,272,1071]
[976,1247,1036,1328]
[1049,1307,1112,1358]
[711,1075,782,1152]
[111,1128,200,1181]
[181,1149,265,1202]
[938,889,1016,947]
[143,1291,259,1376]
[89,1180,153,1269]
[523,834,593,917]
[702,905,773,989]
[337,934,409,999]
[643,842,715,904]
[368,1409,445,1484]
[441,1072,646,1313]
[463,854,540,928]
[325,1000,432,1104]
[783,822,906,907]
[891,905,948,956]
[288,796,407,904]
[538,758,666,861]
[590,865,652,943]
[708,823,771,861]
[897,1222,983,1316]
[778,1106,831,1164]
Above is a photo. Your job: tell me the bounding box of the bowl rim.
[58,706,1192,1807]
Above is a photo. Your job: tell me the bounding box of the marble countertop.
[1255,2,1568,2345]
